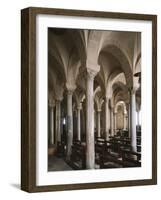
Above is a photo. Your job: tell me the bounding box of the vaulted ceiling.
[48,28,141,111]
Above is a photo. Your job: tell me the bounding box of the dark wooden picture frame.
[21,7,157,192]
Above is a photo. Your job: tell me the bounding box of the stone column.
[105,97,110,140]
[55,100,61,144]
[110,107,114,136]
[97,110,101,138]
[66,90,74,159]
[86,69,98,169]
[114,111,117,135]
[77,103,82,141]
[128,104,130,137]
[137,111,140,126]
[129,90,137,152]
[123,112,127,130]
[49,101,55,145]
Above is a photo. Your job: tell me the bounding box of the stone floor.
[48,155,121,171]
[48,156,73,171]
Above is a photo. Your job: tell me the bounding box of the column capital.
[48,99,55,107]
[66,82,76,94]
[86,68,99,80]
[55,97,63,102]
[97,109,101,113]
[128,87,137,95]
[77,103,82,110]
[67,90,75,96]
[79,65,99,81]
[86,59,100,73]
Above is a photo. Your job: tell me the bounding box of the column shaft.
[114,112,117,135]
[97,111,101,138]
[56,101,61,143]
[123,113,127,130]
[137,111,140,126]
[49,106,54,145]
[77,108,81,141]
[130,91,137,152]
[110,108,114,136]
[105,98,110,140]
[128,105,130,137]
[86,71,95,169]
[67,91,73,159]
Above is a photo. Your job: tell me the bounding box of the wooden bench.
[99,146,123,169]
[56,141,65,157]
[95,140,108,165]
[105,140,122,155]
[121,149,141,167]
[98,143,141,169]
[110,136,141,152]
[70,143,86,169]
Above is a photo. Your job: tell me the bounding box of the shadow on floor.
[48,156,73,171]
[10,183,20,190]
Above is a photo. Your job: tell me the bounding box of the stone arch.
[111,78,130,109]
[135,53,141,69]
[107,72,126,98]
[99,44,133,88]
[48,30,69,76]
[48,67,64,100]
[70,30,87,67]
[48,52,66,82]
[94,86,104,110]
[115,101,127,113]
[113,81,128,95]
[66,51,81,90]
[115,101,127,130]
[86,30,103,69]
[133,54,141,93]
[94,75,106,95]
[73,90,85,107]
[134,54,141,75]
[94,86,101,97]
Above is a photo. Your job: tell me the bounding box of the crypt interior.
[48,28,141,171]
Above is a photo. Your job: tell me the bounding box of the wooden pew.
[70,143,86,169]
[137,145,141,152]
[98,142,141,169]
[137,137,141,145]
[95,139,106,165]
[95,138,120,167]
[105,140,123,155]
[121,149,141,167]
[98,144,123,168]
[109,136,141,152]
[56,141,65,157]
[73,140,81,145]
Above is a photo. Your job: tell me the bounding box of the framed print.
[21,7,157,192]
